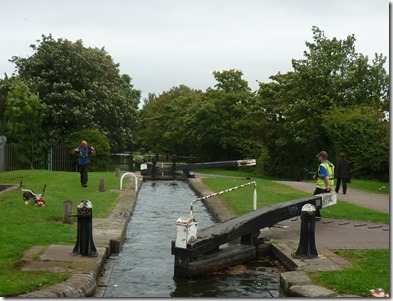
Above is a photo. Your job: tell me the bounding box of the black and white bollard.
[293,203,318,259]
[73,200,97,257]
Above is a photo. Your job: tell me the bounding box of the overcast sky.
[0,0,389,101]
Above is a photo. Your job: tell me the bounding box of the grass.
[196,168,390,195]
[201,177,309,215]
[346,179,389,194]
[196,168,390,297]
[0,170,123,297]
[308,249,390,297]
[199,173,389,224]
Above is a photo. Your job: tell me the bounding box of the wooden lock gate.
[141,158,256,179]
[171,192,336,278]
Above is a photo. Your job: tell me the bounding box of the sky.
[0,0,389,102]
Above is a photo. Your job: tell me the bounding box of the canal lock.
[95,180,286,298]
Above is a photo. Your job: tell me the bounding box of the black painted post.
[151,155,158,177]
[172,154,177,178]
[303,168,309,180]
[293,203,318,259]
[73,200,97,257]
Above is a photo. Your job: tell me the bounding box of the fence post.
[99,179,106,192]
[63,200,73,224]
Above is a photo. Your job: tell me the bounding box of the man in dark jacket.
[73,140,96,187]
[335,152,351,194]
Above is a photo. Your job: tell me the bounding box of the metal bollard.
[293,203,318,259]
[72,200,97,257]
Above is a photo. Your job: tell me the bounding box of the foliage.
[68,129,111,171]
[0,75,19,134]
[251,26,389,179]
[137,85,202,156]
[0,170,122,296]
[1,28,388,180]
[8,34,141,150]
[138,28,388,180]
[190,70,258,161]
[308,249,389,297]
[321,105,389,180]
[4,80,47,169]
[137,70,259,161]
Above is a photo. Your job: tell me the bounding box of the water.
[103,180,283,297]
[108,153,140,172]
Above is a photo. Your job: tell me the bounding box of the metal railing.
[189,181,257,218]
[120,172,138,192]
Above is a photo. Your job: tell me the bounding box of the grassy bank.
[195,168,390,195]
[308,249,389,296]
[0,170,122,297]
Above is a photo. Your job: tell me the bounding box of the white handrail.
[120,172,138,192]
[189,181,257,218]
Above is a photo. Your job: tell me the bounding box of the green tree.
[10,34,141,150]
[138,70,260,162]
[321,106,389,180]
[254,27,389,179]
[187,69,256,161]
[0,75,19,135]
[137,85,203,156]
[4,80,47,169]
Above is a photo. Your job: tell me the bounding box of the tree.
[254,27,389,179]
[137,85,203,156]
[10,34,141,150]
[321,105,389,180]
[4,80,47,169]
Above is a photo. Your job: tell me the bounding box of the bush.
[68,130,111,171]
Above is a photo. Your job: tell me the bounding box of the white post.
[253,182,257,211]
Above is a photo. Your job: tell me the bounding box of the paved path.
[275,181,389,213]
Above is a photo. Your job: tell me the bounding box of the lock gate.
[171,192,336,278]
[141,158,256,179]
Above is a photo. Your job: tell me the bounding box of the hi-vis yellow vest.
[317,161,335,189]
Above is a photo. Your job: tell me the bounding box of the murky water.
[103,180,283,297]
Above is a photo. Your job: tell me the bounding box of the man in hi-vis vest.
[312,151,335,220]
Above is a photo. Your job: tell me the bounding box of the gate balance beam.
[172,192,336,258]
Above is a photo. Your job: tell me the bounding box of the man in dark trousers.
[335,152,351,194]
[312,151,335,220]
[73,141,95,187]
